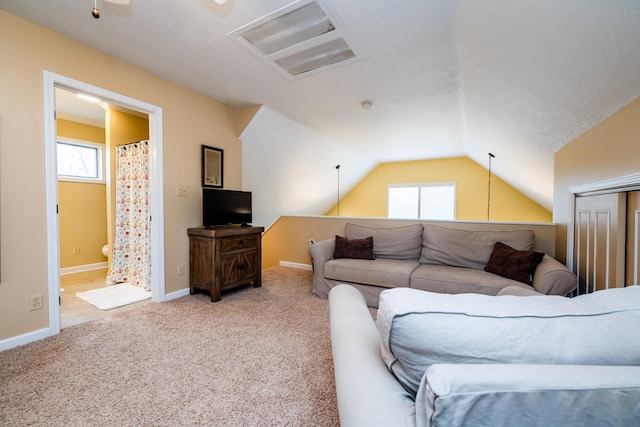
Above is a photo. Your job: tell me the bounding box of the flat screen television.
[202,188,252,227]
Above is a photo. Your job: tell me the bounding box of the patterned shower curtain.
[108,140,152,290]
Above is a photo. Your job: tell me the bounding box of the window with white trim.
[57,139,105,183]
[388,182,456,220]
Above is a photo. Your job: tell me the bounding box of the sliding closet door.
[626,191,640,286]
[574,192,626,294]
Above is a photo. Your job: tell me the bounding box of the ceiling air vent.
[228,0,359,79]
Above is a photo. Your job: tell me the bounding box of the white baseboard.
[163,287,190,302]
[279,261,312,271]
[0,327,50,352]
[60,262,108,275]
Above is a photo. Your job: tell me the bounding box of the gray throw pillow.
[345,223,423,260]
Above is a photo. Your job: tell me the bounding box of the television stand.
[188,226,264,302]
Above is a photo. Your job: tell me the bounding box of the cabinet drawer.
[221,235,258,252]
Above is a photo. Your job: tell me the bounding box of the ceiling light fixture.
[361,100,372,109]
[275,38,354,76]
[487,152,495,221]
[239,2,335,56]
[335,164,341,216]
[91,0,100,18]
[90,0,131,19]
[214,0,228,4]
[77,93,101,103]
[228,0,360,79]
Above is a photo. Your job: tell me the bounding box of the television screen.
[202,189,252,227]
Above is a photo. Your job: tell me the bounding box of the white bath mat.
[76,284,151,310]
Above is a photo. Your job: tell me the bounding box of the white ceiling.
[3,0,640,210]
[54,88,108,127]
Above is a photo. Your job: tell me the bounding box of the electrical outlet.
[72,246,80,255]
[176,185,187,197]
[30,294,43,311]
[177,264,185,276]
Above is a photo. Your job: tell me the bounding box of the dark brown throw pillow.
[484,241,544,285]
[334,235,374,260]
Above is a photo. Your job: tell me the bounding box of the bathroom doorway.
[44,71,166,336]
[55,86,151,326]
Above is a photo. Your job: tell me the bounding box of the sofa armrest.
[309,238,335,267]
[416,364,640,427]
[532,254,577,296]
[309,239,337,299]
[329,285,416,427]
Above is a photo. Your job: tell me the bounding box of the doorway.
[43,71,166,336]
[55,86,151,326]
[569,173,640,295]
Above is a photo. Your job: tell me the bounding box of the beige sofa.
[309,222,577,307]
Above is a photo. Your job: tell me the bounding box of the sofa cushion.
[496,285,544,296]
[420,224,535,269]
[377,286,640,395]
[410,264,531,295]
[416,364,640,427]
[324,258,420,289]
[345,223,423,260]
[334,235,374,260]
[485,241,544,285]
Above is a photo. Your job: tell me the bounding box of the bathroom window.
[57,139,105,183]
[388,182,456,220]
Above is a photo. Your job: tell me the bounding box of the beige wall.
[0,11,242,342]
[57,117,105,142]
[57,119,108,269]
[263,215,557,269]
[326,157,552,223]
[58,181,108,268]
[554,97,640,263]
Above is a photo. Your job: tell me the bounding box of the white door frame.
[43,71,166,336]
[567,173,640,273]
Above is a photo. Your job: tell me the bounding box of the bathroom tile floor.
[61,268,151,328]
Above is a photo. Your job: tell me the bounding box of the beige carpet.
[0,267,339,426]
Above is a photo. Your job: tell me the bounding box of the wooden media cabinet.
[188,226,264,302]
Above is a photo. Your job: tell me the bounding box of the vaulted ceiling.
[2,0,639,210]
